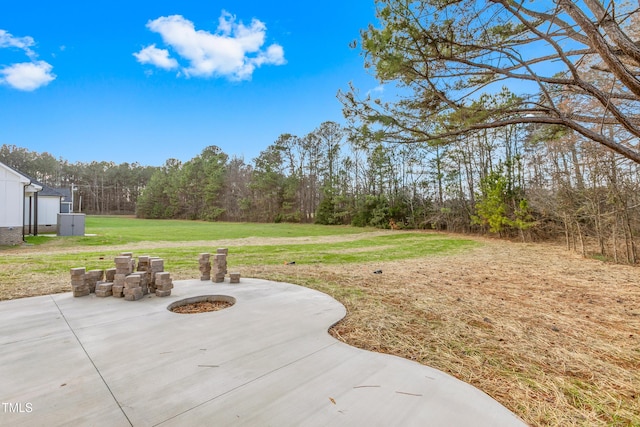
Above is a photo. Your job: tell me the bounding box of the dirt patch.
[329,244,395,254]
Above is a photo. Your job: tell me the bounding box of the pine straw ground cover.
[245,239,640,427]
[1,232,638,426]
[170,300,234,314]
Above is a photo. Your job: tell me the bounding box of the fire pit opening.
[168,295,235,314]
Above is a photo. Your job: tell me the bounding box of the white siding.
[24,195,61,226]
[0,164,28,228]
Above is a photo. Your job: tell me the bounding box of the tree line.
[0,144,156,214]
[134,113,640,264]
[2,111,640,263]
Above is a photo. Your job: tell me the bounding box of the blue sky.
[0,1,381,166]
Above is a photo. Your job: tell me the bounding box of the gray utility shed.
[57,213,86,236]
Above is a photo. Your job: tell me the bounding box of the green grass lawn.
[2,216,479,284]
[21,216,376,247]
[78,216,375,245]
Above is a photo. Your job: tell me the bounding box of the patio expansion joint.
[50,295,134,427]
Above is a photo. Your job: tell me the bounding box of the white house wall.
[0,165,27,228]
[24,196,60,231]
[0,163,30,244]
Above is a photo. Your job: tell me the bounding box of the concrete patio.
[0,278,526,426]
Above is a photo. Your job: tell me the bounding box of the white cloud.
[0,61,55,91]
[258,44,286,66]
[133,44,178,70]
[0,29,55,91]
[369,85,385,95]
[135,12,286,80]
[0,29,36,58]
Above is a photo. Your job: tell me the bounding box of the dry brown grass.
[1,233,639,426]
[245,237,640,427]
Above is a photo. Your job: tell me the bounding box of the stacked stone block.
[216,248,228,273]
[120,252,136,272]
[112,283,124,298]
[86,269,104,293]
[199,253,211,281]
[137,256,149,289]
[114,255,133,274]
[95,282,113,297]
[105,268,116,283]
[130,272,149,295]
[69,251,182,300]
[138,255,151,287]
[137,256,150,272]
[70,250,243,300]
[70,267,90,297]
[149,258,164,292]
[155,272,173,297]
[123,274,143,301]
[213,253,227,283]
[113,255,133,298]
